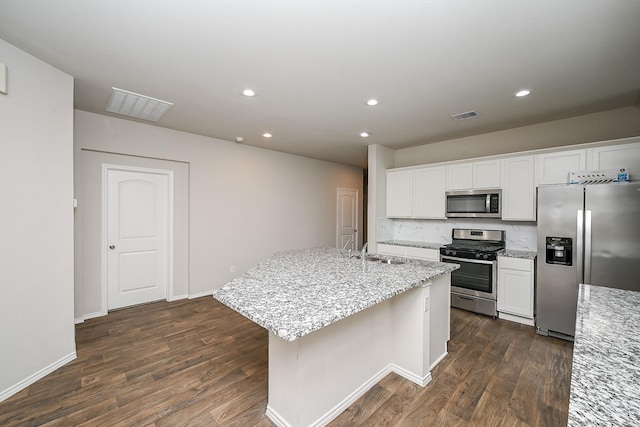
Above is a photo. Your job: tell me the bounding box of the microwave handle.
[485,194,491,213]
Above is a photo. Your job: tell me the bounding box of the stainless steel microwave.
[445,189,501,218]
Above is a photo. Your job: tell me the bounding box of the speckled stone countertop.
[379,240,536,260]
[213,247,459,342]
[568,284,640,426]
[499,249,537,260]
[377,240,443,250]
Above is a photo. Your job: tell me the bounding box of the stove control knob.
[475,253,481,259]
[483,254,489,260]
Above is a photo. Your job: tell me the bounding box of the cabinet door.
[535,149,587,185]
[446,163,472,190]
[386,170,413,217]
[414,166,446,219]
[497,268,533,318]
[502,156,535,221]
[589,142,640,180]
[473,160,501,189]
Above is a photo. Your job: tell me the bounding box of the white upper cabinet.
[589,142,640,179]
[501,156,536,221]
[473,160,502,189]
[414,166,446,219]
[386,166,446,219]
[446,163,472,190]
[386,170,413,218]
[536,149,587,186]
[446,160,501,190]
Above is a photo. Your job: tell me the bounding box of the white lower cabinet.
[497,256,534,326]
[377,243,440,261]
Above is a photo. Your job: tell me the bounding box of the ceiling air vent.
[451,110,479,121]
[105,87,173,122]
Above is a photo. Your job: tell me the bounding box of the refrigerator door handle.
[584,210,592,284]
[576,210,584,284]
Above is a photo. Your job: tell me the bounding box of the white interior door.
[106,167,170,310]
[336,188,358,250]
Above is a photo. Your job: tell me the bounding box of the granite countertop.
[378,240,537,260]
[377,240,443,250]
[499,249,537,260]
[568,284,640,426]
[213,247,459,342]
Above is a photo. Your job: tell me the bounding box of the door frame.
[101,163,174,314]
[336,187,359,250]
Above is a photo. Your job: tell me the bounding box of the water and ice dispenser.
[545,237,573,266]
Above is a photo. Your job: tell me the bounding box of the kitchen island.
[568,284,640,426]
[214,247,458,427]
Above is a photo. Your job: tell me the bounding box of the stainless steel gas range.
[440,229,505,317]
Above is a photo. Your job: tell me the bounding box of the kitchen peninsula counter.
[213,247,458,427]
[214,247,458,342]
[568,284,640,426]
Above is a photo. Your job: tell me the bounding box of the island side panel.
[429,273,450,369]
[390,285,431,386]
[267,299,393,427]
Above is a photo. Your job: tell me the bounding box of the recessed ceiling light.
[366,99,379,106]
[360,132,371,138]
[242,88,256,97]
[515,89,531,97]
[263,133,272,138]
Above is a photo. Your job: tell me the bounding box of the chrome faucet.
[361,242,368,261]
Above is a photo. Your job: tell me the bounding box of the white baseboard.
[499,311,535,326]
[391,363,432,388]
[267,363,433,427]
[0,351,77,403]
[266,405,292,427]
[429,351,449,371]
[169,294,188,302]
[189,290,214,299]
[83,310,107,321]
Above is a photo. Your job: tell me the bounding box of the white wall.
[74,110,364,318]
[367,144,394,254]
[394,106,640,167]
[0,39,75,401]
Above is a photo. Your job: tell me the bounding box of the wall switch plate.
[0,63,7,95]
[424,296,430,312]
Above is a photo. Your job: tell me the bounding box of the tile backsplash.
[377,217,537,251]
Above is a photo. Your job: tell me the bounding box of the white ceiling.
[1,1,639,168]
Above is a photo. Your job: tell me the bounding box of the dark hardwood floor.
[0,297,573,426]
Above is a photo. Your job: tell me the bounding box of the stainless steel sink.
[354,255,382,262]
[381,259,406,265]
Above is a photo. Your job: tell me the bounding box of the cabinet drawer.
[406,246,440,261]
[498,256,532,271]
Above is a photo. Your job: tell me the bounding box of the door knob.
[109,245,115,250]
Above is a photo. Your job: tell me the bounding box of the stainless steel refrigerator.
[536,181,640,339]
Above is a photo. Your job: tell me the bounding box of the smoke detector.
[106,87,173,122]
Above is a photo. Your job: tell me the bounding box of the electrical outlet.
[230,265,235,273]
[424,296,430,312]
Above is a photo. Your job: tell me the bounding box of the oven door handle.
[441,255,495,265]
